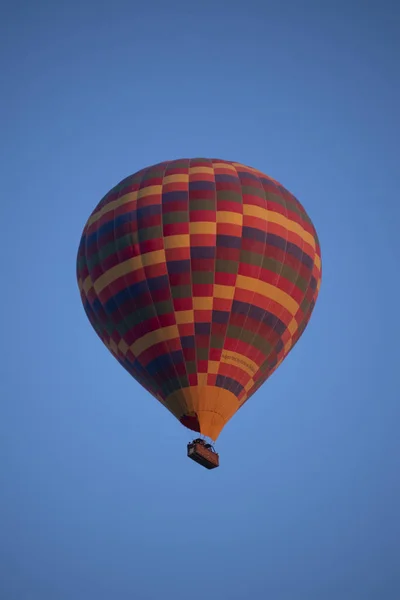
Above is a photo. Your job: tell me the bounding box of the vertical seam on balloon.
[215,164,261,400]
[187,157,199,413]
[104,166,163,401]
[88,187,131,367]
[238,178,292,404]
[109,182,135,359]
[211,161,244,430]
[109,171,162,400]
[271,188,317,363]
[160,160,190,418]
[118,169,171,401]
[241,183,310,406]
[108,180,147,386]
[133,167,170,398]
[265,188,312,366]
[278,188,311,345]
[80,224,102,343]
[204,158,218,439]
[135,163,185,405]
[243,180,302,401]
[234,173,289,405]
[223,165,270,406]
[83,221,105,340]
[161,160,191,396]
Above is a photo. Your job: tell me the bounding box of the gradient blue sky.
[1,1,399,598]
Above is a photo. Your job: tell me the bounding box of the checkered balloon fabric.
[77,158,322,440]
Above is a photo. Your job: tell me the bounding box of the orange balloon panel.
[77,158,322,440]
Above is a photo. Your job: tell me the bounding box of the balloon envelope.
[77,159,321,440]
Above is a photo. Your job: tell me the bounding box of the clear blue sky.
[1,1,399,598]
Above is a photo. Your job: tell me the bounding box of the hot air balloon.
[77,158,321,469]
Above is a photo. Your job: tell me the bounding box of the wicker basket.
[187,440,219,469]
